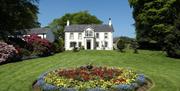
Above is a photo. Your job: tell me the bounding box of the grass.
[0,50,180,91]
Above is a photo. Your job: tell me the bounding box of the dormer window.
[85,28,94,37]
[89,31,93,36]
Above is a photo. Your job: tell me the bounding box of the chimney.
[108,18,112,26]
[67,20,70,26]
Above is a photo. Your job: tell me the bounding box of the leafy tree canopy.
[129,0,180,57]
[0,0,40,40]
[129,0,179,41]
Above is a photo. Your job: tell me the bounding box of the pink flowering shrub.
[0,42,17,64]
[23,34,52,56]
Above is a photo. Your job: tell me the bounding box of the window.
[85,31,88,36]
[70,33,74,39]
[104,33,108,39]
[96,33,99,38]
[96,42,99,47]
[78,42,82,47]
[89,31,93,36]
[78,33,82,39]
[105,41,108,47]
[85,30,93,37]
[70,42,76,47]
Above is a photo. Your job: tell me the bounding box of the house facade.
[64,19,114,50]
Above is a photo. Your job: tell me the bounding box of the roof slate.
[64,24,114,32]
[25,28,50,34]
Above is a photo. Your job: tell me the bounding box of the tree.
[129,0,180,48]
[117,39,126,52]
[52,38,64,53]
[48,11,102,40]
[119,36,134,44]
[164,14,180,58]
[129,0,180,58]
[0,0,40,40]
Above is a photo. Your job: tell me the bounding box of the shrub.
[6,37,34,58]
[73,47,80,52]
[164,33,180,58]
[166,49,180,58]
[23,34,52,57]
[117,39,126,52]
[80,46,85,50]
[6,37,27,48]
[0,42,18,64]
[52,38,64,53]
[19,48,31,56]
[131,40,139,53]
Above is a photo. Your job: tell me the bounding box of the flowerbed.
[34,65,149,91]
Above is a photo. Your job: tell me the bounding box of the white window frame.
[70,33,74,40]
[105,41,108,47]
[70,42,76,48]
[78,42,82,47]
[96,33,99,39]
[85,28,94,37]
[96,42,99,47]
[78,33,82,39]
[104,33,108,39]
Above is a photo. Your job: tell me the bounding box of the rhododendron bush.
[23,34,52,56]
[0,42,17,64]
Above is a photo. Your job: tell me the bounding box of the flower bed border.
[32,66,153,91]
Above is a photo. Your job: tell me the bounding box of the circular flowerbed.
[33,65,151,91]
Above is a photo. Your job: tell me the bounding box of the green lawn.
[0,50,180,91]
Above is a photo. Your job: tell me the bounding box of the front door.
[87,40,91,49]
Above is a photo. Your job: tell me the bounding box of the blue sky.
[38,0,135,38]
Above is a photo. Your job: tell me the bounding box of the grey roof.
[24,28,50,34]
[64,24,114,32]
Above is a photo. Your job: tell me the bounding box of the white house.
[64,18,114,50]
[22,28,55,42]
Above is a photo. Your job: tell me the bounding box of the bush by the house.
[52,38,64,53]
[0,42,18,64]
[73,47,80,52]
[117,39,126,52]
[23,34,52,57]
[19,48,31,57]
[80,46,85,50]
[34,65,147,91]
[6,37,33,58]
[6,37,28,49]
